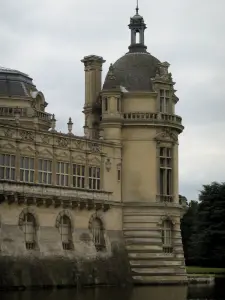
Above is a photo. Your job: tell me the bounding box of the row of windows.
[19,212,105,252]
[103,90,172,114]
[20,213,173,253]
[0,154,101,190]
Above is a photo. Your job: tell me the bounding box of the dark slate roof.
[103,51,160,92]
[0,67,36,97]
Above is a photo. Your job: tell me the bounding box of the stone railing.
[0,107,51,122]
[35,110,52,121]
[156,195,173,203]
[123,112,182,125]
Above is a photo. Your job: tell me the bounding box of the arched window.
[22,213,37,250]
[91,218,105,252]
[162,220,173,253]
[59,215,73,250]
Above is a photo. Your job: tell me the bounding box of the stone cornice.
[123,92,158,98]
[0,124,120,151]
[0,181,114,211]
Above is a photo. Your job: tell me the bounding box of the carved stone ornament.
[89,142,100,153]
[74,140,84,150]
[41,135,50,144]
[157,214,176,226]
[4,129,13,138]
[155,128,178,143]
[105,158,112,172]
[20,130,35,141]
[57,137,68,148]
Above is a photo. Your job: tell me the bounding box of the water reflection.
[1,284,225,300]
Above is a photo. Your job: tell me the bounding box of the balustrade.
[123,112,182,125]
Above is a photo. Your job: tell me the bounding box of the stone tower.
[81,5,186,284]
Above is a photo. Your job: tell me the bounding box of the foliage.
[181,182,225,268]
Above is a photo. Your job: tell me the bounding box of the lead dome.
[103,5,161,92]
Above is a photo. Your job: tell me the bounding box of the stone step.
[129,260,183,267]
[125,238,161,245]
[132,267,186,275]
[123,231,160,238]
[132,275,188,284]
[128,252,175,259]
[126,244,161,252]
[123,228,158,232]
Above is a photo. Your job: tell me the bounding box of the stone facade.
[0,6,187,289]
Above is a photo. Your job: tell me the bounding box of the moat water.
[1,282,225,300]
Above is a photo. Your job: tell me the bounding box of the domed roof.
[103,51,160,92]
[103,6,161,92]
[0,66,36,97]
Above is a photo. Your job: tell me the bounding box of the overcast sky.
[0,0,224,200]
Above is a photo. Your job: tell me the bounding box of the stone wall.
[0,229,132,290]
[0,204,132,290]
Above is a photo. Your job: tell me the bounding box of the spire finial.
[136,0,139,14]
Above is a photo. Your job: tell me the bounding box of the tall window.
[104,97,108,111]
[22,213,37,250]
[38,159,52,185]
[59,215,73,250]
[0,154,15,180]
[73,164,85,189]
[91,218,105,252]
[56,162,69,186]
[88,166,100,190]
[162,220,173,253]
[116,98,120,112]
[159,147,172,198]
[159,89,170,113]
[20,156,34,183]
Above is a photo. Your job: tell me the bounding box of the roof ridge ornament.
[107,63,116,81]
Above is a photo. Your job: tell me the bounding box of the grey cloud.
[1,0,225,200]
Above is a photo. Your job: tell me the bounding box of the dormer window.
[159,89,170,113]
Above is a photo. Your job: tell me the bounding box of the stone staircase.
[123,208,187,284]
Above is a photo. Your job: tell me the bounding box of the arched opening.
[91,217,105,252]
[135,30,140,43]
[162,219,173,253]
[22,213,37,250]
[59,215,73,250]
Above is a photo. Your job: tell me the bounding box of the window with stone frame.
[88,166,100,190]
[72,164,85,189]
[22,213,37,250]
[162,220,173,253]
[91,217,105,252]
[38,159,52,185]
[56,161,69,187]
[159,89,170,113]
[0,153,16,180]
[20,156,35,183]
[159,147,172,199]
[58,215,73,250]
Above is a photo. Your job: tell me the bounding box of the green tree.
[181,199,198,265]
[185,182,225,267]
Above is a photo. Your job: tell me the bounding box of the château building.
[0,5,187,287]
